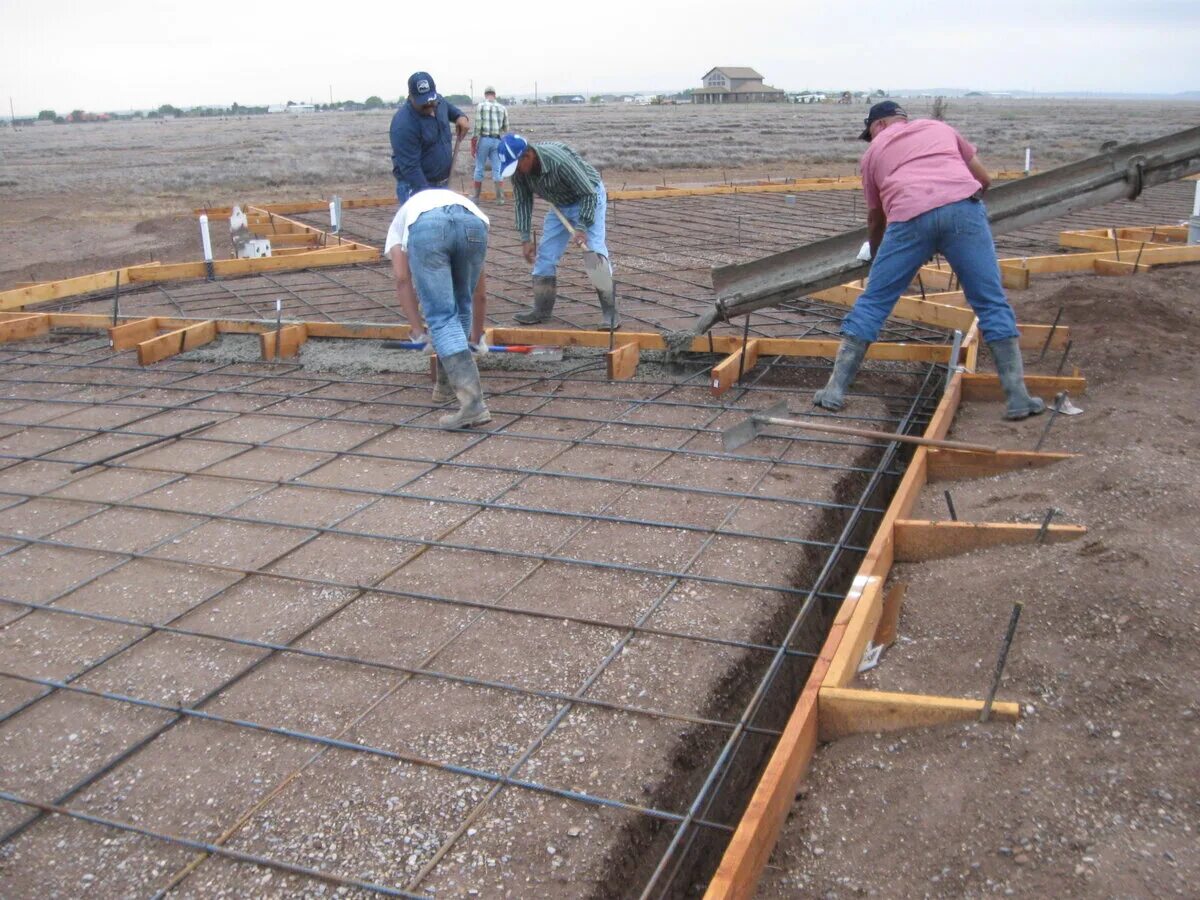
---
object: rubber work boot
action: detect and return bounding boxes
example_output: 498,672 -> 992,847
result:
597,284 -> 620,330
494,182 -> 505,205
431,360 -> 454,403
813,336 -> 870,411
989,337 -> 1046,420
514,275 -> 557,325
437,350 -> 491,429
471,181 -> 482,202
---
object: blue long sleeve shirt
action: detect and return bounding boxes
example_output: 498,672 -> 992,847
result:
389,99 -> 466,191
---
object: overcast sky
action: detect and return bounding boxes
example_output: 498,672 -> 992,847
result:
3,0 -> 1198,114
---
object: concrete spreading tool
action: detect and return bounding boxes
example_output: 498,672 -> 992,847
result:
722,401 -> 999,454
382,339 -> 563,360
549,205 -> 614,295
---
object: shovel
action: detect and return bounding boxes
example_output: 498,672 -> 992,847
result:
549,205 -> 614,295
722,401 -> 1000,454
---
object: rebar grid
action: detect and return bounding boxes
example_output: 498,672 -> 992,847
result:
1,197 -> 955,897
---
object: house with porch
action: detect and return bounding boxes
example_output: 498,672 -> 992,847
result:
692,67 -> 787,104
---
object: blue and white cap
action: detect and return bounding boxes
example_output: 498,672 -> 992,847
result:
497,134 -> 528,179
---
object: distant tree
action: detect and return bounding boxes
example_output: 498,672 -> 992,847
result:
37,109 -> 56,121
231,101 -> 241,113
68,109 -> 86,122
931,96 -> 948,120
157,103 -> 181,117
364,95 -> 385,109
443,94 -> 471,106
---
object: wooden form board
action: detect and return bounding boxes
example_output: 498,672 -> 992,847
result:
259,323 -> 310,360
893,519 -> 1087,562
605,341 -> 639,380
961,372 -> 1086,402
136,321 -> 217,366
0,314 -> 51,343
926,447 -> 1076,481
818,687 -> 1020,741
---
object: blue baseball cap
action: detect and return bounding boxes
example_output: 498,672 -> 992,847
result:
497,134 -> 528,179
408,72 -> 438,105
860,100 -> 907,141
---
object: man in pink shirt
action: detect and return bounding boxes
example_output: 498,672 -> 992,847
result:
814,101 -> 1044,420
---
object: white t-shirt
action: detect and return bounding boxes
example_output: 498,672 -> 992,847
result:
384,189 -> 490,257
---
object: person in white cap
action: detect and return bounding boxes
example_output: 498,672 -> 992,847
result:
471,87 -> 510,204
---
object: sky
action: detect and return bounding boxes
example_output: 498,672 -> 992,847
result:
3,0 -> 1199,114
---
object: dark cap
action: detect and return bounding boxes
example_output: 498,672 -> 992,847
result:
408,72 -> 438,105
859,100 -> 907,141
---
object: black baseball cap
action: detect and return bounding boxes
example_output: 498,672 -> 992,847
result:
859,100 -> 907,141
408,72 -> 438,105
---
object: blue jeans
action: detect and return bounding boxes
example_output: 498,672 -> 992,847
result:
406,206 -> 488,357
532,187 -> 610,277
473,136 -> 502,182
395,178 -> 449,204
841,197 -> 1019,344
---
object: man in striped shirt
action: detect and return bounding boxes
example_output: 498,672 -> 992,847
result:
496,134 -> 618,329
471,87 -> 509,204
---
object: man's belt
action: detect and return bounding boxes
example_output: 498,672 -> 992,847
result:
480,134 -> 501,138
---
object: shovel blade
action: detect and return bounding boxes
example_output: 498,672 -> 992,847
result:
582,252 -> 614,294
722,400 -> 789,452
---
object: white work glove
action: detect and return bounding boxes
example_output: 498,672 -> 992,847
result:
470,334 -> 489,357
410,330 -> 435,356
856,241 -> 873,262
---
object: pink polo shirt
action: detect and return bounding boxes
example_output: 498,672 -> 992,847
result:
861,119 -> 982,223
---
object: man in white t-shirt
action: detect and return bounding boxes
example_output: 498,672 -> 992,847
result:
385,189 -> 492,428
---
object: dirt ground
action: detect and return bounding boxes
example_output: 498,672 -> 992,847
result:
760,266 -> 1200,898
2,97 -> 1196,289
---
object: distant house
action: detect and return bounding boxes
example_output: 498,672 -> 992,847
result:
693,67 -> 786,104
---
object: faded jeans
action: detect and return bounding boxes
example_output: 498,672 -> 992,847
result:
841,197 -> 1020,344
406,206 -> 488,357
473,135 -> 502,183
532,187 -> 610,277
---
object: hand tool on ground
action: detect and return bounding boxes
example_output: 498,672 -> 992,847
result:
382,339 -> 563,360
450,130 -> 465,178
549,205 -> 614,295
722,400 -> 1000,454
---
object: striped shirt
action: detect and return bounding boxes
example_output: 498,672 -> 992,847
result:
512,142 -> 603,242
471,99 -> 508,138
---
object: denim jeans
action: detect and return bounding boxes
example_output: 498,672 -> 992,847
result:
473,136 -> 502,182
532,187 -> 609,277
395,178 -> 449,205
841,197 -> 1020,344
406,206 -> 488,357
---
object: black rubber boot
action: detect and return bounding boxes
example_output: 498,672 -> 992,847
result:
597,284 -> 620,330
813,336 -> 870,411
437,350 -> 491,429
989,337 -> 1046,420
514,275 -> 557,325
431,360 -> 454,403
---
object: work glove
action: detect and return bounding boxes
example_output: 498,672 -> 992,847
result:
410,330 -> 436,356
470,137 -> 478,158
856,242 -> 872,262
470,334 -> 489,357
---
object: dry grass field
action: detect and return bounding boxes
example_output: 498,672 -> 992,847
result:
2,97 -> 1197,288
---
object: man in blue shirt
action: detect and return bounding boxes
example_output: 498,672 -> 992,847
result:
389,72 -> 470,204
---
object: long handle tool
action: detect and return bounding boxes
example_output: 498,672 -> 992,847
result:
549,205 -> 614,295
722,400 -> 1000,454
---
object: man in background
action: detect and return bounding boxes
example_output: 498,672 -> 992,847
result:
389,71 -> 469,205
496,134 -> 618,330
471,87 -> 509,204
814,101 -> 1044,420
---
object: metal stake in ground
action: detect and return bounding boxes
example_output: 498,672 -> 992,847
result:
944,490 -> 958,521
980,601 -> 1023,723
110,271 -> 121,327
1038,306 -> 1064,362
